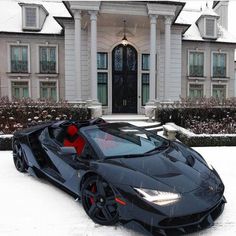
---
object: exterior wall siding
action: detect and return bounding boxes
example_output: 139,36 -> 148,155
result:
182,41 -> 236,98
159,28 -> 182,100
0,33 -> 64,100
64,23 -> 90,101
64,23 -> 76,101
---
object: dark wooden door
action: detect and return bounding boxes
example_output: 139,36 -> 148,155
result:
112,44 -> 137,113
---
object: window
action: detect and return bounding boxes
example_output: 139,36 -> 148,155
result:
39,46 -> 57,74
212,84 -> 226,100
205,18 -> 216,38
97,52 -> 108,106
97,73 -> 108,106
25,7 -> 37,28
40,82 -> 57,101
11,81 -> 29,99
189,84 -> 204,98
85,124 -> 167,158
21,4 -> 49,31
142,74 -> 149,106
141,54 -> 150,105
189,52 -> 204,77
142,54 -> 150,71
212,53 -> 226,78
10,46 -> 28,73
97,52 -> 108,70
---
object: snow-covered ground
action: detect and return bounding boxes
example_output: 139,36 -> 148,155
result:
0,147 -> 236,236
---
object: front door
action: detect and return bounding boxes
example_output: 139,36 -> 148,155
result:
112,44 -> 137,113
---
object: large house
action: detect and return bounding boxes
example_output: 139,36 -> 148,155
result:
0,0 -> 69,102
0,1 -> 236,117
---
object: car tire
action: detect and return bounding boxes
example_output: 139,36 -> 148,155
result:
81,175 -> 119,226
13,140 -> 28,173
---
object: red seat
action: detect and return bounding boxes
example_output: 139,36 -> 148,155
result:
63,125 -> 85,155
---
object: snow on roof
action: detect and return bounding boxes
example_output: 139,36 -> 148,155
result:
0,0 -> 70,34
176,8 -> 201,25
200,6 -> 219,17
176,5 -> 236,43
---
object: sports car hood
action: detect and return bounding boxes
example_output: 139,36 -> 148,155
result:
118,142 -> 219,193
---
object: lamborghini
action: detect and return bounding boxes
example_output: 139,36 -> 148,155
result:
12,118 -> 226,235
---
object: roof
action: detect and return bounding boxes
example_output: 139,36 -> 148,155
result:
1,0 -> 236,44
176,5 -> 236,44
0,0 -> 70,35
200,6 -> 219,17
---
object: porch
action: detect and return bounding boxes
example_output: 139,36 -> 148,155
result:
61,1 -> 184,116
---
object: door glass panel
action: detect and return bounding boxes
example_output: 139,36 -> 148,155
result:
114,47 -> 123,71
127,46 -> 136,71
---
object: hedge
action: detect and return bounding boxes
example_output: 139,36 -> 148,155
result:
165,123 -> 236,147
0,97 -> 91,135
177,133 -> 236,147
155,97 -> 236,134
0,136 -> 12,151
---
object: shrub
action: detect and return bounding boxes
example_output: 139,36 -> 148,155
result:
177,133 -> 236,147
0,136 -> 12,150
155,97 -> 236,134
0,97 -> 91,134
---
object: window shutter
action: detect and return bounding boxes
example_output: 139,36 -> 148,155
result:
205,19 -> 215,37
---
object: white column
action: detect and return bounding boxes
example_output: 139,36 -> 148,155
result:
74,10 -> 82,101
149,15 -> 157,102
89,11 -> 98,102
164,16 -> 171,100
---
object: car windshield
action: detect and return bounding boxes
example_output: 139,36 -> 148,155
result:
85,123 -> 169,158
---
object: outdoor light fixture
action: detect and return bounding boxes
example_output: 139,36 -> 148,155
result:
121,20 -> 128,46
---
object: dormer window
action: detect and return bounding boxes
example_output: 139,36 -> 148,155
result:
25,7 -> 38,28
205,18 -> 216,38
20,3 -> 49,31
196,7 -> 219,40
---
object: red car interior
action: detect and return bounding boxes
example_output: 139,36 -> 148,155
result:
63,125 -> 86,155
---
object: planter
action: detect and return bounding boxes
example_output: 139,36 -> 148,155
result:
166,123 -> 236,147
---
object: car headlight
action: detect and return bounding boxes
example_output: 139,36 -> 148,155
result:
134,188 -> 181,206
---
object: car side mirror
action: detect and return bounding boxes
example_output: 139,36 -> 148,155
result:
60,147 -> 77,155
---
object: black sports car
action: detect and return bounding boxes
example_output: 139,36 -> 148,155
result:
12,118 -> 226,236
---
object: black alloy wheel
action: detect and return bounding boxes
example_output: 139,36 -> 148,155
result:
13,140 -> 27,173
81,175 -> 119,225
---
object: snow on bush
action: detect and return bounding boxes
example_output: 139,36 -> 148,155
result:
0,97 -> 91,134
156,97 -> 236,134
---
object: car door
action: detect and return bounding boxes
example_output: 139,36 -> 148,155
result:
42,127 -> 92,195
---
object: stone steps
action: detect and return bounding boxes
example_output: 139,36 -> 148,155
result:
102,114 -> 162,133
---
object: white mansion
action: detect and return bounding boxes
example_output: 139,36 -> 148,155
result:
0,0 -> 236,116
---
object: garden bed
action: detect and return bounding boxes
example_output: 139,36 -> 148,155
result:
0,97 -> 91,150
167,123 -> 236,147
0,97 -> 91,135
155,97 -> 236,135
